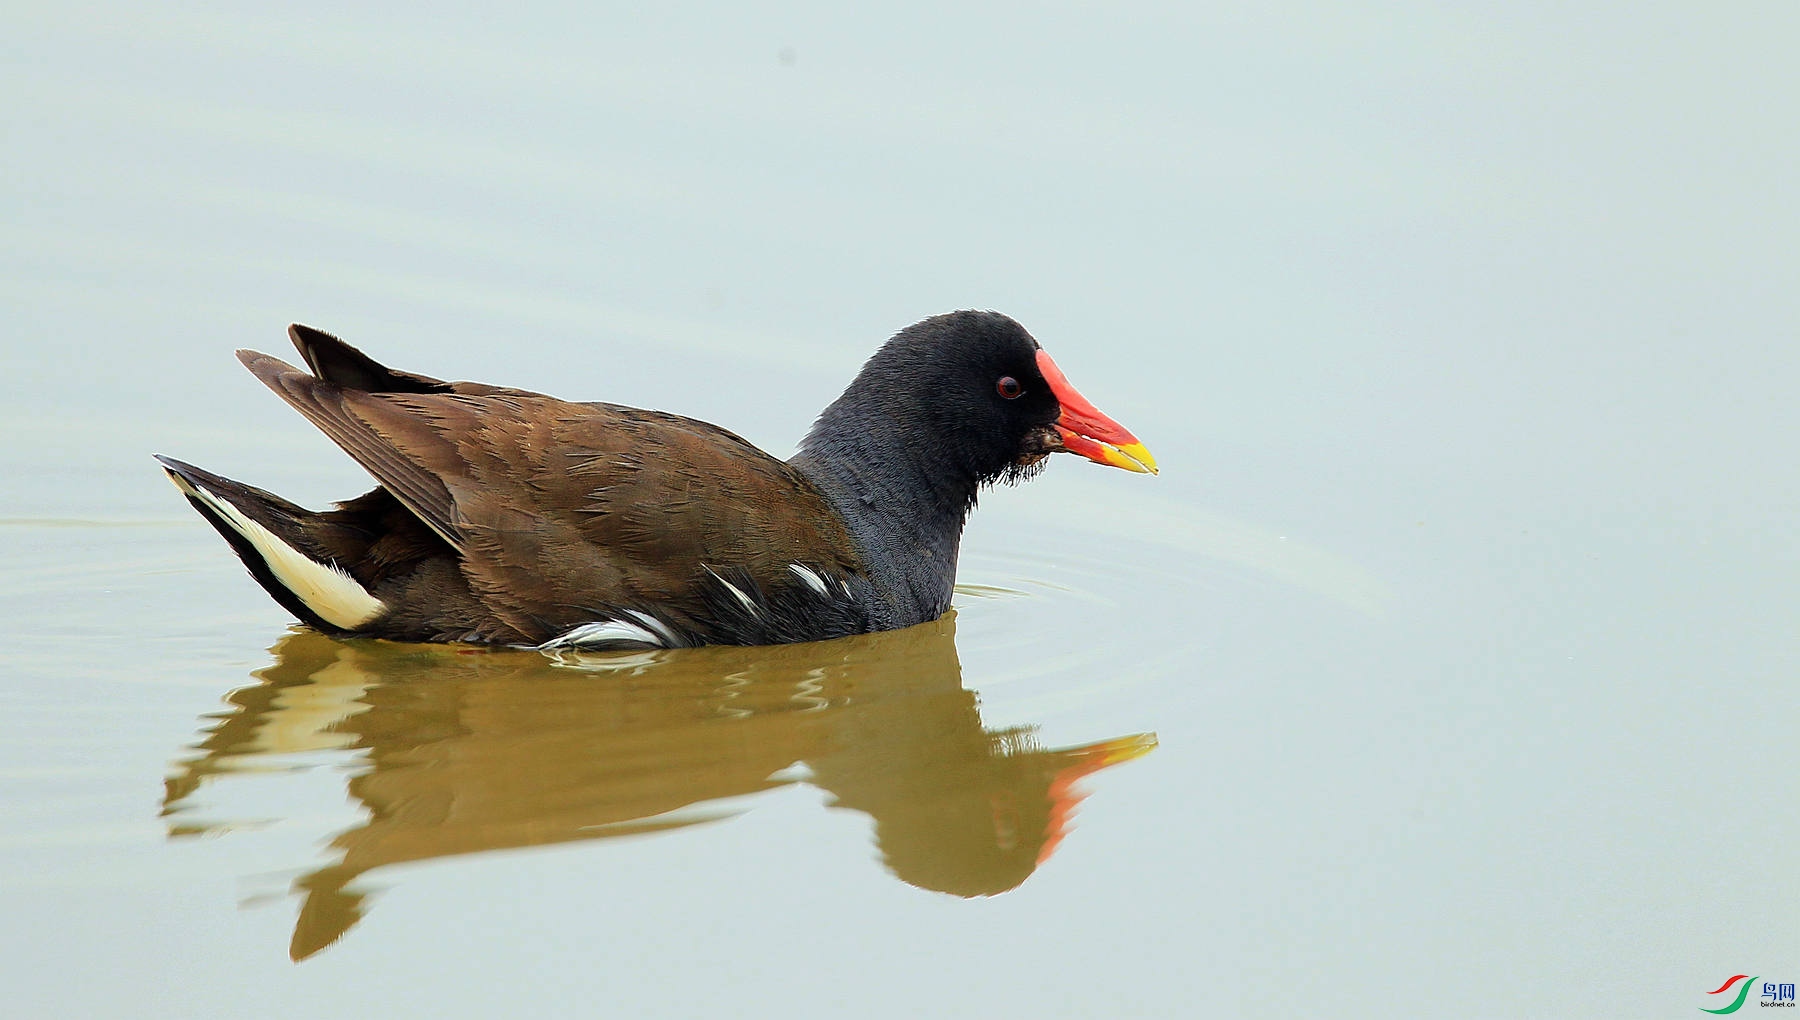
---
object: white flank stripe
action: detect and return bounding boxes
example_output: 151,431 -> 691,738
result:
705,566 -> 761,617
173,476 -> 384,629
540,618 -> 667,649
788,563 -> 829,596
625,610 -> 685,647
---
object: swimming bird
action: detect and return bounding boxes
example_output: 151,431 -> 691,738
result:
156,311 -> 1155,649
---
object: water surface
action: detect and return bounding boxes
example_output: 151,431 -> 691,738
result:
3,3 -> 1797,1017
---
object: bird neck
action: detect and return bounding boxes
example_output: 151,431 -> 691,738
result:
791,415 -> 981,629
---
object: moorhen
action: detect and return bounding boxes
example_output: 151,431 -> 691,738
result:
156,311 -> 1155,648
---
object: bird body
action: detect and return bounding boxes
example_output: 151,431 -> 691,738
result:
158,312 -> 1154,649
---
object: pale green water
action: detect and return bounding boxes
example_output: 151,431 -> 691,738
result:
2,4 -> 1797,1017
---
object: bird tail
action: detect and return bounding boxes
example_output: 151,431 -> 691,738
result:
283,322 -> 452,393
154,455 -> 385,631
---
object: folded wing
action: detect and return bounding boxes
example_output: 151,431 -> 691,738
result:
240,333 -> 866,644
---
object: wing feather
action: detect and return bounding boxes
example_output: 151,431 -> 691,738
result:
239,351 -> 464,546
239,349 -> 864,643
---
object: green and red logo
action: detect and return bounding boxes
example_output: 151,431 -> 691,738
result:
1701,975 -> 1758,1014
1701,975 -> 1797,1013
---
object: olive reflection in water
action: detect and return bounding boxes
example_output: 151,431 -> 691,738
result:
162,615 -> 1155,961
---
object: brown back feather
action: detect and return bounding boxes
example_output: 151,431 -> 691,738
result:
238,350 -> 863,643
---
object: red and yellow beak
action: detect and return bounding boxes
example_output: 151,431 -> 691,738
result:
1036,350 -> 1158,474
1036,732 -> 1158,866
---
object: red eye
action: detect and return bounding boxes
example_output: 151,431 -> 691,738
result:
997,376 -> 1023,399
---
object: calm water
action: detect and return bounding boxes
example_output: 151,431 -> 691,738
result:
4,4 -> 1797,1017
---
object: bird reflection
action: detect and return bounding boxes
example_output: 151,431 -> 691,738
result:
162,614 -> 1154,961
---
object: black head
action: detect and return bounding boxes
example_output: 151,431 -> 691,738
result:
792,311 -> 1153,629
816,310 -> 1064,488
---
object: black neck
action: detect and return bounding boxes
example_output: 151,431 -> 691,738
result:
790,409 -> 981,629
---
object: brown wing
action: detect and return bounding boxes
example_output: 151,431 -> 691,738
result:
239,351 -> 862,642
240,351 -> 466,544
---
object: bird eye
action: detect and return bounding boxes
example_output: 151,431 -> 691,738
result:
996,376 -> 1023,399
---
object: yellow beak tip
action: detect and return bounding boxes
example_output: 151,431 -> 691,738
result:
1114,442 -> 1158,475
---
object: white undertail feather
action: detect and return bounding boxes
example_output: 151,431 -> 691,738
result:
167,473 -> 385,629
